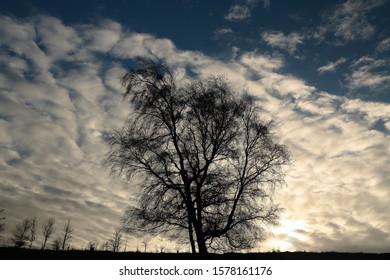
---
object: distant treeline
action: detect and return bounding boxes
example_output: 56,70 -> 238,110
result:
0,212 -> 131,252
0,214 -> 76,250
1,247 -> 390,260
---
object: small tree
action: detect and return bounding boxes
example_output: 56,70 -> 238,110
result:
28,217 -> 37,249
41,218 -> 55,250
88,241 -> 97,251
109,228 -> 123,252
10,218 -> 31,248
51,236 -> 62,251
159,244 -> 166,253
123,238 -> 128,252
61,219 -> 74,250
0,209 -> 6,247
141,239 -> 149,253
0,209 -> 5,235
100,241 -> 109,251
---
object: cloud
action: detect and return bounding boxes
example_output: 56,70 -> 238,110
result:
79,19 -> 122,53
317,57 -> 347,74
261,31 -> 304,55
342,98 -> 390,130
225,5 -> 251,21
0,14 -> 129,248
1,14 -> 389,253
240,51 -> 284,73
213,28 -> 237,48
266,91 -> 390,252
213,27 -> 234,40
34,15 -> 82,61
0,15 -> 51,79
224,0 -> 270,22
214,27 -> 233,36
316,0 -> 386,44
262,0 -> 271,8
376,37 -> 390,53
346,56 -> 390,90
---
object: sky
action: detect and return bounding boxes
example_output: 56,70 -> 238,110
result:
0,0 -> 389,253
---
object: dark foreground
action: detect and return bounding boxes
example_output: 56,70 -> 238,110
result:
1,247 -> 390,260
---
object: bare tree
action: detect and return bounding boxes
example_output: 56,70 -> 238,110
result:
175,244 -> 182,253
0,209 -> 5,235
41,218 -> 55,250
10,218 -> 31,248
0,209 -> 5,247
109,228 -> 123,252
88,241 -> 98,251
141,239 -> 149,253
51,236 -> 62,251
107,58 -> 290,254
61,219 -> 74,250
159,244 -> 165,253
100,241 -> 109,251
28,217 -> 37,249
123,237 -> 128,252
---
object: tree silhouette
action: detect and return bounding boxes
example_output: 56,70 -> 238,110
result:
61,218 -> 74,250
141,239 -> 149,253
51,236 -> 62,251
88,241 -> 98,251
10,218 -> 31,248
41,218 -> 55,250
123,237 -> 128,252
107,58 -> 290,254
0,209 -> 5,235
100,241 -> 110,251
28,217 -> 37,249
109,228 -> 123,252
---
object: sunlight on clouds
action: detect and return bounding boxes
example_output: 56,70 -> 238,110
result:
261,31 -> 304,55
346,56 -> 390,90
278,220 -> 307,241
59,66 -> 106,102
317,57 -> 347,74
240,52 -> 284,73
0,14 -> 389,252
343,98 -> 390,129
261,73 -> 315,99
0,15 -> 130,248
261,220 -> 308,252
113,33 -> 176,61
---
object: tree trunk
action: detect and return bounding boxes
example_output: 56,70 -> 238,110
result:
196,235 -> 208,255
194,226 -> 208,255
188,219 -> 196,254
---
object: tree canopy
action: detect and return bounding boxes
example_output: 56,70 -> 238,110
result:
106,58 -> 291,254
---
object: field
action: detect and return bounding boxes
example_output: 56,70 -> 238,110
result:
1,247 -> 389,260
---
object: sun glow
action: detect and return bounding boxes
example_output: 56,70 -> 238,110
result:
267,219 -> 308,251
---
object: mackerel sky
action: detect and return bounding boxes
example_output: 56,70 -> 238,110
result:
0,0 -> 389,252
